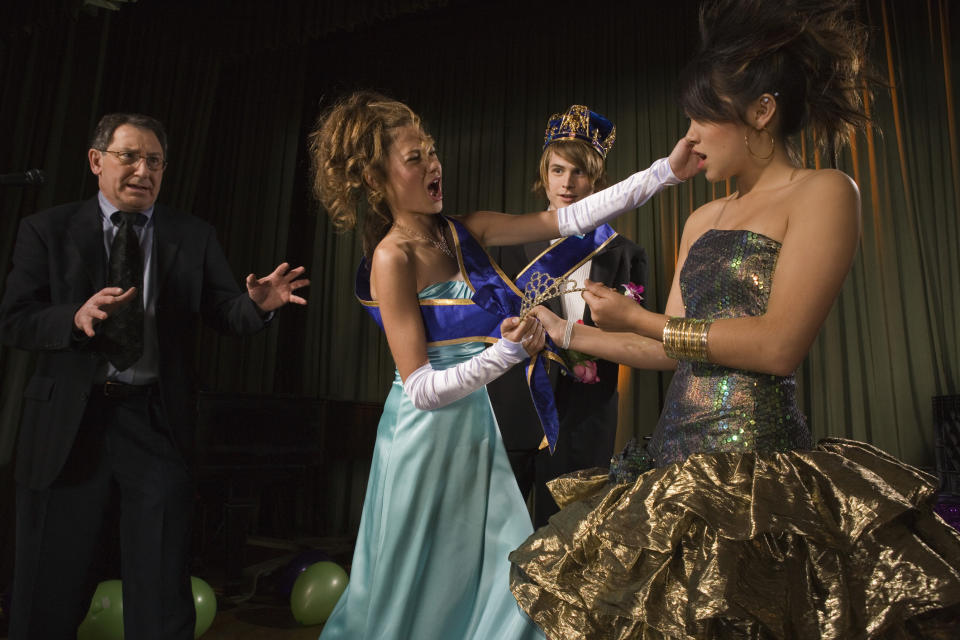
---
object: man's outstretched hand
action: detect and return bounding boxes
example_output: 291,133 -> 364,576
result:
246,262 -> 309,312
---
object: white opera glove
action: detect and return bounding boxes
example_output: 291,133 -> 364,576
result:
557,157 -> 682,237
403,337 -> 527,410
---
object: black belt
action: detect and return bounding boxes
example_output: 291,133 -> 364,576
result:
95,381 -> 157,398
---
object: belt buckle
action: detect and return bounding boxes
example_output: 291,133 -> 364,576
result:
102,381 -> 128,397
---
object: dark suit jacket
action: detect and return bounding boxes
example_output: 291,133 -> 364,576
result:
0,197 -> 268,490
487,234 -> 647,457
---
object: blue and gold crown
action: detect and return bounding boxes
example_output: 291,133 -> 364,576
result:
542,105 -> 616,159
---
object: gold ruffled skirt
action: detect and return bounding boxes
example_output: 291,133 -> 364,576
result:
508,438 -> 960,639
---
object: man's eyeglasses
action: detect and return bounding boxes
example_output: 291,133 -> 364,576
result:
100,149 -> 167,171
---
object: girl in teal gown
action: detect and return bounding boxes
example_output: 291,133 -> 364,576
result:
319,280 -> 543,639
307,92 -> 697,639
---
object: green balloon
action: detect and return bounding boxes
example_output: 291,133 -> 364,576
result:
191,576 -> 217,638
290,561 -> 349,626
77,579 -> 124,640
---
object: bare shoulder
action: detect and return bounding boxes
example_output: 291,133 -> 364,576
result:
796,169 -> 859,204
689,196 -> 727,222
372,234 -> 411,269
683,197 -> 727,242
791,169 -> 860,224
370,235 -> 417,297
802,168 -> 858,192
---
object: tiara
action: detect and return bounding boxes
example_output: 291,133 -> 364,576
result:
519,271 -> 585,319
542,105 -> 616,159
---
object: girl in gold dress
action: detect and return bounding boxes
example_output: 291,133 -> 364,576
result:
509,1 -> 960,638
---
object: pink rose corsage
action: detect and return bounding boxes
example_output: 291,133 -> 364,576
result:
563,320 -> 600,384
572,359 -> 599,384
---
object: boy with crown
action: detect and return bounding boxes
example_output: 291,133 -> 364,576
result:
488,105 -> 648,527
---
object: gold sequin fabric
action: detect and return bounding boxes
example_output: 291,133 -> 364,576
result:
509,230 -> 960,639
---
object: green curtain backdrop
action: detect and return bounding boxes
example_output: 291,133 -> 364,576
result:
801,0 -> 959,463
0,0 -> 957,473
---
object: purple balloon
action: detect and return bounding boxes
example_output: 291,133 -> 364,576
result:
276,550 -> 333,597
934,498 -> 960,532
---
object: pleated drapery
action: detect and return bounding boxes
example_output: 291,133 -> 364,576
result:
0,0 -> 956,475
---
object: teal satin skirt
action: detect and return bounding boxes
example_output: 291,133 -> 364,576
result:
319,339 -> 544,640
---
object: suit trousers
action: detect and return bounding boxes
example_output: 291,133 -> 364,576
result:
503,447 -> 565,529
505,391 -> 618,529
10,389 -> 196,640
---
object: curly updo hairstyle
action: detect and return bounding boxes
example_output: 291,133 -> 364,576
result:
309,91 -> 427,258
679,0 -> 872,162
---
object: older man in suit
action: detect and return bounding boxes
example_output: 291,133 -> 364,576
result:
0,113 -> 308,639
488,105 -> 647,528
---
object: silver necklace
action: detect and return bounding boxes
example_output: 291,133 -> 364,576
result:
392,221 -> 455,260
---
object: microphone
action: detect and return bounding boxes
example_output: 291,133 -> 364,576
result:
0,169 -> 47,186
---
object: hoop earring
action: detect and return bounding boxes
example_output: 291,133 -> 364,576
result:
745,127 -> 775,160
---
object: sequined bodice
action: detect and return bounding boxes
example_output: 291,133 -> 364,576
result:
648,229 -> 811,466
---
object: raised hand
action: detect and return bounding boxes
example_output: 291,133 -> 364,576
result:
246,262 -> 309,312
668,136 -> 702,181
582,279 -> 644,332
73,286 -> 138,337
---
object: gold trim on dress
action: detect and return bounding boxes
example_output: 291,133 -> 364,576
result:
443,216 -> 474,293
426,336 -> 498,347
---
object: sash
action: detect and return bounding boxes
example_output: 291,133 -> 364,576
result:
355,215 -> 617,452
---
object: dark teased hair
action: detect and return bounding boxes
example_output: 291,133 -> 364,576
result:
89,113 -> 168,158
678,0 -> 871,161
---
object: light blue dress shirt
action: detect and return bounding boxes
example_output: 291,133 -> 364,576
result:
96,191 -> 160,384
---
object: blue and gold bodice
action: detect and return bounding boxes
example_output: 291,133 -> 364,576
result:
648,229 -> 812,466
392,280 -> 487,385
357,216 -> 617,452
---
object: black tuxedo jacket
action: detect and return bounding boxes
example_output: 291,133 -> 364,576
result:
487,234 -> 647,452
0,197 -> 268,490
